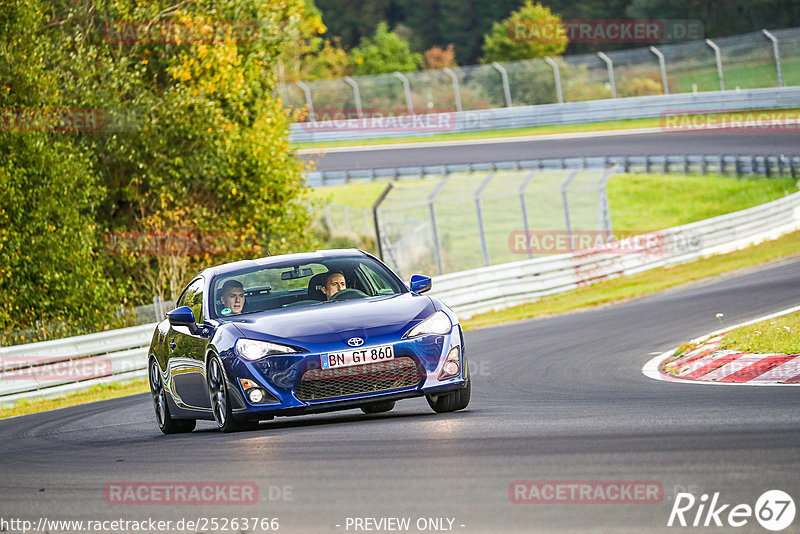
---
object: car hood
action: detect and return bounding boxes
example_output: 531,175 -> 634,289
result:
230,293 -> 437,347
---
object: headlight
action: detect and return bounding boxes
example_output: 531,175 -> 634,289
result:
235,339 -> 298,361
404,310 -> 452,338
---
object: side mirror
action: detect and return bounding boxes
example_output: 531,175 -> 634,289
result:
167,306 -> 199,334
409,274 -> 432,294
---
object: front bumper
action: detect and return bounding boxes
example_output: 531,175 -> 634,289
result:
226,326 -> 467,417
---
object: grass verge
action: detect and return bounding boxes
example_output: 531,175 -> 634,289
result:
719,312 -> 800,354
293,108 -> 800,150
462,230 -> 800,330
0,378 -> 149,420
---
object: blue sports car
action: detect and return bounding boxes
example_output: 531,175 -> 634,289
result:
147,249 -> 470,433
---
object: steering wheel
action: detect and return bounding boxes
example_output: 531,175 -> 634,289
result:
329,288 -> 368,301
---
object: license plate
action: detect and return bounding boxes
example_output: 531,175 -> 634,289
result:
321,344 -> 395,370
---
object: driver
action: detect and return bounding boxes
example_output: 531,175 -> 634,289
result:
320,271 -> 346,300
219,279 -> 245,315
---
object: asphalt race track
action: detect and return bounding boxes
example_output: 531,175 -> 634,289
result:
304,129 -> 800,171
2,258 -> 799,533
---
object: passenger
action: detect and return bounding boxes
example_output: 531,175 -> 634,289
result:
219,279 -> 245,315
321,272 -> 346,300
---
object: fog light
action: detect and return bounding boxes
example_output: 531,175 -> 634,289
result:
438,346 -> 461,379
248,388 -> 265,403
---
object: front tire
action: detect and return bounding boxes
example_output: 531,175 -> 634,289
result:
426,367 -> 471,413
207,355 -> 249,433
149,358 -> 195,434
361,401 -> 396,414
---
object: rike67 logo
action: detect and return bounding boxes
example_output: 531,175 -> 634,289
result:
668,490 -> 795,531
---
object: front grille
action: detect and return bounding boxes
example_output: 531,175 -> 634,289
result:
296,357 -> 424,402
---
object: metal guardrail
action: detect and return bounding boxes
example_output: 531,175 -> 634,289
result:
3,189 -> 799,405
306,154 -> 800,187
291,87 -> 800,143
0,323 -> 155,405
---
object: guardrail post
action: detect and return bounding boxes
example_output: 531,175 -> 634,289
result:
762,30 -> 784,88
474,173 -> 496,266
544,57 -> 564,104
561,170 -> 580,249
344,76 -> 363,118
649,46 -> 669,95
443,67 -> 463,112
596,52 -> 616,98
153,295 -> 164,322
428,177 -> 450,274
295,81 -> 315,122
372,183 -> 394,261
519,170 -> 539,259
491,62 -> 513,107
704,39 -> 725,91
393,72 -> 415,117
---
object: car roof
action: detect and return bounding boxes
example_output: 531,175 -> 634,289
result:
198,249 -> 368,279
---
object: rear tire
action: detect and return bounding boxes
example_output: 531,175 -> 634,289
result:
360,401 -> 396,414
426,367 -> 471,413
149,358 -> 196,434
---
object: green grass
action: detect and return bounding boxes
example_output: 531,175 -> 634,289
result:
719,311 -> 800,354
673,56 -> 800,93
462,230 -> 800,330
0,378 -> 149,419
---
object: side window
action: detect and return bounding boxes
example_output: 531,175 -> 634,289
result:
177,278 -> 204,323
359,263 -> 395,295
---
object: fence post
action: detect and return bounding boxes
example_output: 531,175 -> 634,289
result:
343,205 -> 351,233
295,81 -> 315,121
428,177 -> 449,275
561,170 -> 580,249
597,52 -> 617,98
344,76 -> 363,118
474,173 -> 496,266
519,170 -> 539,259
393,72 -> 415,116
649,46 -> 669,95
598,165 -> 618,240
443,67 -> 463,112
324,203 -> 333,230
761,29 -> 784,88
372,183 -> 394,261
491,62 -> 513,107
544,57 -> 564,104
704,39 -> 725,91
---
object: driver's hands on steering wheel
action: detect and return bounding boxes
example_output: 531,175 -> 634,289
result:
330,288 -> 367,300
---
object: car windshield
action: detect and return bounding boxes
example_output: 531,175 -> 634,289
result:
211,255 -> 406,318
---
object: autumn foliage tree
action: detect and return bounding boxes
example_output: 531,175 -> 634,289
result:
0,0 -> 322,336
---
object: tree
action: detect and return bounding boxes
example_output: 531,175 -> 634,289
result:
422,44 -> 457,69
481,0 -> 568,63
350,22 -> 422,75
0,0 -> 112,333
